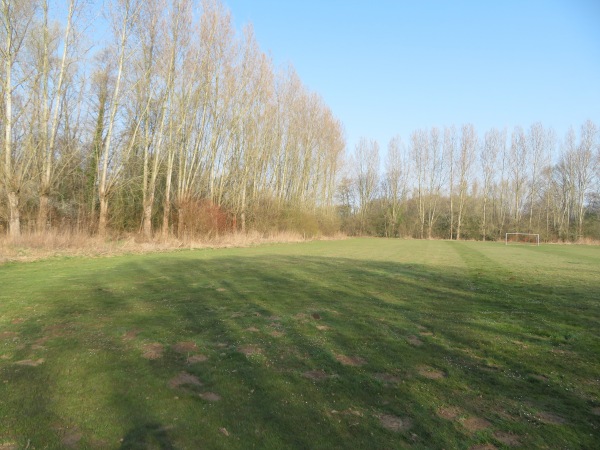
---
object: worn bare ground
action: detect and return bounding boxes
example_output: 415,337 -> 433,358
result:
373,373 -> 401,384
15,358 -> 45,367
462,417 -> 492,432
407,335 -> 424,346
335,354 -> 366,366
316,325 -> 330,331
187,354 -> 208,364
61,431 -> 83,449
417,365 -> 446,379
172,341 -> 198,353
536,411 -> 567,424
238,345 -> 262,356
270,331 -> 285,338
302,370 -> 330,381
493,431 -> 521,446
199,392 -> 221,402
142,343 -> 164,360
122,329 -> 142,341
469,445 -> 497,450
0,442 -> 17,450
311,313 -> 321,320
0,332 -> 19,339
436,406 -> 462,420
377,414 -> 412,432
245,327 -> 260,333
331,408 -> 363,417
529,374 -> 549,382
168,372 -> 202,389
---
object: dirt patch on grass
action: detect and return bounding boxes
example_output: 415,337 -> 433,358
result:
216,288 -> 227,292
335,354 -> 366,366
199,392 -> 221,402
303,370 -> 330,381
536,411 -> 567,425
417,365 -> 446,379
238,345 -> 262,356
122,329 -> 142,341
373,373 -> 401,384
377,414 -> 412,432
10,319 -> 24,325
270,330 -> 284,338
168,372 -> 202,389
591,407 -> 600,416
529,374 -> 549,382
61,431 -> 83,448
436,406 -> 462,420
187,354 -> 208,364
34,336 -> 50,346
0,332 -> 19,339
469,445 -> 497,450
172,341 -> 198,353
0,443 -> 18,450
493,431 -> 521,446
311,313 -> 321,320
44,324 -> 69,337
316,325 -> 330,331
462,417 -> 492,432
407,335 -> 424,346
15,358 -> 45,367
245,327 -> 260,333
142,343 -> 164,359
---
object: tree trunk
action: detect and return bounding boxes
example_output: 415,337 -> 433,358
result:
98,193 -> 109,237
38,193 -> 50,232
8,191 -> 21,239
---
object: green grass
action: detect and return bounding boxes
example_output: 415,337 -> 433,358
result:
0,239 -> 599,449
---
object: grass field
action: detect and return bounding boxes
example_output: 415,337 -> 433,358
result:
0,239 -> 599,449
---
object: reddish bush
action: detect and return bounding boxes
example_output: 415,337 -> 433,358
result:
176,199 -> 230,238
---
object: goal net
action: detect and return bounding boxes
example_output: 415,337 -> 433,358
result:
505,232 -> 540,246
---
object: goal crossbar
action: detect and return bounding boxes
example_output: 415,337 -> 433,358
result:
505,232 -> 540,246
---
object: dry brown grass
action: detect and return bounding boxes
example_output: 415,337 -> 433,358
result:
0,230 -> 345,264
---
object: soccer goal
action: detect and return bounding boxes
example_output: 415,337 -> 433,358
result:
505,232 -> 540,246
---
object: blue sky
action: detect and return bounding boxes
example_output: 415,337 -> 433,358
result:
225,0 -> 600,154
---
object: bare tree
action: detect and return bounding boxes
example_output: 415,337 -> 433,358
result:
97,0 -> 142,236
353,137 -> 379,234
1,0 -> 39,237
456,124 -> 476,240
36,0 -> 80,232
509,126 -> 528,229
574,120 -> 597,238
410,129 -> 428,238
443,126 -> 457,239
480,128 -> 501,240
383,136 -> 407,237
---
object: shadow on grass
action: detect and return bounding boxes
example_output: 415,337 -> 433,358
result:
1,252 -> 599,448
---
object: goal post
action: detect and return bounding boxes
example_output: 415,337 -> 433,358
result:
505,232 -> 540,246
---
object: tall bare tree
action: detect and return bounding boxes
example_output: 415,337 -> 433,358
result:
353,137 -> 379,233
480,128 -> 501,240
456,124 -> 476,240
96,0 -> 142,236
1,0 -> 39,237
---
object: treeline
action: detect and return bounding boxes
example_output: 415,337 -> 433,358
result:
0,0 -> 344,239
340,121 -> 600,242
